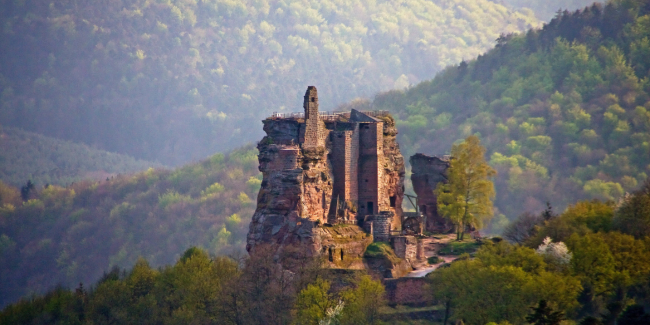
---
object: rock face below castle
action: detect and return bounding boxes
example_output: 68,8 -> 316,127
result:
246,86 -> 405,268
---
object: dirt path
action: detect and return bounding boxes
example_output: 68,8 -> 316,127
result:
406,234 -> 460,278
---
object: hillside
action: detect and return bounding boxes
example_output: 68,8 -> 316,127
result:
0,0 -> 540,165
0,126 -> 161,187
500,0 -> 600,21
0,147 -> 260,307
369,0 -> 650,223
3,0 -> 650,310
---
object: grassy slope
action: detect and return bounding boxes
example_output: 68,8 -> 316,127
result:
0,127 -> 161,187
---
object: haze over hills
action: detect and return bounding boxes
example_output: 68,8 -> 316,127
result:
375,0 -> 650,222
499,0 -> 601,20
0,127 -> 162,187
0,147 -> 260,307
4,0 -> 650,312
0,0 -> 540,165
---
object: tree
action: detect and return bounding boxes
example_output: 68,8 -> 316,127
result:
617,305 -> 650,325
503,212 -> 544,244
339,275 -> 386,325
436,135 -> 496,240
294,278 -> 337,325
20,180 -> 35,202
526,300 -> 564,325
614,180 -> 650,238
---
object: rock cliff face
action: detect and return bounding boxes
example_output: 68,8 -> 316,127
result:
246,88 -> 404,269
409,153 -> 452,233
247,118 -> 332,261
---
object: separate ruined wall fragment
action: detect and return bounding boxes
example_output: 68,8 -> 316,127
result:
409,153 -> 453,233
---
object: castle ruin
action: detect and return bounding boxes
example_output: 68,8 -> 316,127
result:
247,86 -> 450,276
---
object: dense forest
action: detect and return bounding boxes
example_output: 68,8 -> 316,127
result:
4,0 -> 650,321
0,127 -> 161,187
369,0 -> 650,224
2,187 -> 650,324
0,0 -> 540,165
0,148 -> 260,307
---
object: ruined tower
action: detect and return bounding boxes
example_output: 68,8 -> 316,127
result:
301,86 -> 321,148
410,153 -> 452,233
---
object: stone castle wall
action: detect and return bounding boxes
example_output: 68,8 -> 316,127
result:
358,122 -> 383,218
392,236 -> 417,261
410,153 -> 451,233
302,86 -> 321,148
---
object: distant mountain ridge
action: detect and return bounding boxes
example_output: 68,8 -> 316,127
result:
0,126 -> 161,187
0,0 -> 540,165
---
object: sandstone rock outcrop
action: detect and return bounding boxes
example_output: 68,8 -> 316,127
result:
246,86 -> 405,269
409,153 -> 453,233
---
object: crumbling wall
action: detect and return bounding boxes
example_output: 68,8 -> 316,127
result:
301,86 -> 321,148
392,236 -> 417,261
365,213 -> 392,242
384,278 -> 433,306
410,153 -> 452,233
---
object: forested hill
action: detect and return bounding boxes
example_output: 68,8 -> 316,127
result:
500,0 -> 600,20
371,0 -> 650,224
0,127 -> 162,187
0,0 -> 540,165
0,147 -> 260,307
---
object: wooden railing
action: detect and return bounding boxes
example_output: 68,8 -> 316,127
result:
269,110 -> 389,120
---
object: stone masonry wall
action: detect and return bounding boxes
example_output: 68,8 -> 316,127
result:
392,236 -> 417,261
358,122 -> 383,218
410,153 -> 452,233
302,86 -> 320,148
384,278 -> 433,306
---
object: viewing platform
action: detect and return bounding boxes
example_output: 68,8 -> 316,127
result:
268,110 -> 390,121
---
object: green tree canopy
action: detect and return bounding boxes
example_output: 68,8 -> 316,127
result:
436,135 -> 497,239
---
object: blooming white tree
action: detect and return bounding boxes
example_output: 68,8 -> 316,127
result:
319,300 -> 345,325
537,237 -> 572,271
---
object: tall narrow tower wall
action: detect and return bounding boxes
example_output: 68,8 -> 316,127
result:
331,125 -> 359,204
301,86 -> 321,148
358,122 -> 384,218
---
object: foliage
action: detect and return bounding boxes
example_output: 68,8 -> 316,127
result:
536,237 -> 572,273
614,180 -> 650,238
339,275 -> 386,325
617,304 -> 650,325
526,200 -> 615,247
428,257 -> 581,325
0,146 -> 260,308
0,127 -> 160,187
0,248 -> 387,325
437,240 -> 483,256
0,0 -> 540,165
372,1 -> 650,221
436,135 -> 496,239
295,278 -> 338,325
503,212 -> 545,244
526,300 -> 564,325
